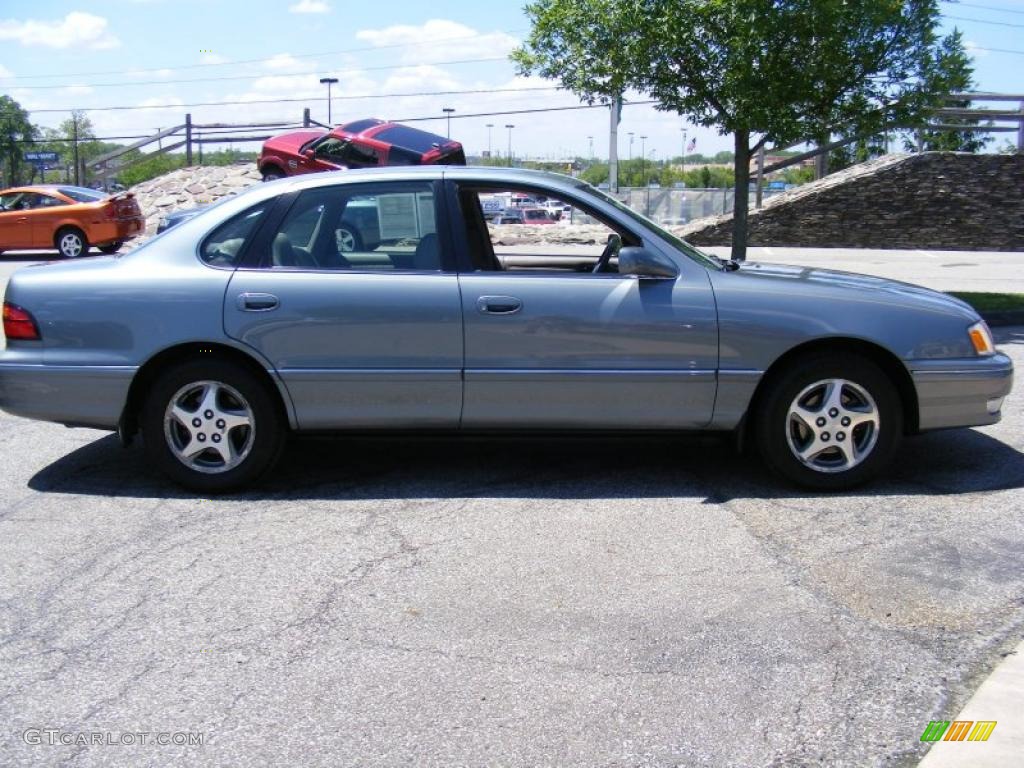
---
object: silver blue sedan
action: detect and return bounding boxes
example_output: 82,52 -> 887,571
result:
0,167 -> 1013,491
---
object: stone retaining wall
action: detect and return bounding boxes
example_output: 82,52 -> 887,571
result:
680,152 -> 1024,251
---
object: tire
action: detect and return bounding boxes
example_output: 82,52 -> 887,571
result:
55,227 -> 88,258
141,358 -> 285,492
335,225 -> 363,252
98,241 -> 123,254
753,353 -> 902,490
261,167 -> 284,182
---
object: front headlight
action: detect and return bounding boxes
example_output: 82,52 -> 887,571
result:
968,320 -> 995,356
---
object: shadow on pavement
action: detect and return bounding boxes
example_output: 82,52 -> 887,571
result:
27,426 -> 1024,503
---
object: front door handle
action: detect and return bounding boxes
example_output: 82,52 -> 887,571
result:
476,295 -> 522,315
236,292 -> 279,312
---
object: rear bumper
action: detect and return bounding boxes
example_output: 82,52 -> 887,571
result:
910,353 -> 1014,431
0,359 -> 134,430
88,218 -> 144,245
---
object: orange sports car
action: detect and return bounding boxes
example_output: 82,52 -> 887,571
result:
0,184 -> 144,259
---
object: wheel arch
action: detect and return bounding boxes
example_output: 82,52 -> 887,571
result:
745,337 -> 919,439
259,159 -> 286,177
119,341 -> 296,440
53,222 -> 87,243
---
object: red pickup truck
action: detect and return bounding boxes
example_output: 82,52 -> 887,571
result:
258,119 -> 465,181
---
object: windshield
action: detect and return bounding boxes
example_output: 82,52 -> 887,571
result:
579,182 -> 724,270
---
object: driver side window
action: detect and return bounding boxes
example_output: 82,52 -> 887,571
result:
460,186 -> 633,275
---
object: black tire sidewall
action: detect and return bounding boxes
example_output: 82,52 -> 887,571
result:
755,354 -> 902,490
141,358 -> 284,492
99,241 -> 123,254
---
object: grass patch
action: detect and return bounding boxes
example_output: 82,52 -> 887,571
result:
948,292 -> 1024,313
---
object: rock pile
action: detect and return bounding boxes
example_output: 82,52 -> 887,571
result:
129,163 -> 262,237
681,152 -> 1024,251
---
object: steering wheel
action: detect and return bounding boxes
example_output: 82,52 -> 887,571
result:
592,233 -> 622,274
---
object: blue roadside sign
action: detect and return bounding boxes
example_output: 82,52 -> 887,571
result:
24,151 -> 60,163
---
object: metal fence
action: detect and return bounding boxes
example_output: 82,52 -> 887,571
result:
598,187 -> 786,224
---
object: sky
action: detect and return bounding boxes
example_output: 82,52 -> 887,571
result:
1,0 -> 1022,162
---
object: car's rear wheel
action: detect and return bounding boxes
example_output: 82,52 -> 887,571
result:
98,241 -> 123,254
142,358 -> 284,492
55,227 -> 88,258
261,167 -> 284,182
754,353 -> 902,490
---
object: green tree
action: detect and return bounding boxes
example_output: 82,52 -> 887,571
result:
514,0 -> 945,260
0,95 -> 38,186
904,29 -> 989,153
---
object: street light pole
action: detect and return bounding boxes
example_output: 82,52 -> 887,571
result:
681,128 -> 687,174
640,135 -> 647,185
486,123 -> 493,160
443,107 -> 455,138
587,135 -> 593,159
505,124 -> 514,167
319,77 -> 339,125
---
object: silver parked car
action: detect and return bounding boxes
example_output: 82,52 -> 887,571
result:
0,167 -> 1013,492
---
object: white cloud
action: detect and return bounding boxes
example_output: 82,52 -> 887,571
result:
64,84 -> 94,95
0,12 -> 120,50
263,53 -> 308,73
356,19 -> 518,64
289,0 -> 330,13
200,53 -> 229,65
0,63 -> 12,79
964,40 -> 989,58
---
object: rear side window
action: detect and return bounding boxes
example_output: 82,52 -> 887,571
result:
200,202 -> 270,267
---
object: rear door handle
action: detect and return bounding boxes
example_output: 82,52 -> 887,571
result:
236,292 -> 279,312
476,295 -> 522,315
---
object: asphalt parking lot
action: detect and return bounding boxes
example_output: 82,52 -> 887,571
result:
1,253 -> 1022,767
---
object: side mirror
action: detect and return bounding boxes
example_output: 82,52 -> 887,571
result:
303,148 -> 315,159
618,246 -> 678,279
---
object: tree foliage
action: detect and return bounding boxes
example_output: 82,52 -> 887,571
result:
0,95 -> 38,186
514,0 -> 947,260
905,29 -> 989,152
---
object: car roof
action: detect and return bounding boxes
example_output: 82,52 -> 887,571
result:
278,165 -> 586,195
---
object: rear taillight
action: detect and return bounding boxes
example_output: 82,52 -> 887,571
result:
3,302 -> 41,341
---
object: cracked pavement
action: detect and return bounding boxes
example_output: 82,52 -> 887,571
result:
0,329 -> 1022,767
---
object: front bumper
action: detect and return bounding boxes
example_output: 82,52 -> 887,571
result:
910,353 -> 1014,431
0,354 -> 135,430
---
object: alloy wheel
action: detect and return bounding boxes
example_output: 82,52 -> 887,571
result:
163,380 -> 255,474
785,378 -> 880,474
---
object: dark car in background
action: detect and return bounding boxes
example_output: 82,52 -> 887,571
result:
257,118 -> 465,181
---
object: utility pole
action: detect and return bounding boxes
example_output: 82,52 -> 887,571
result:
587,135 -> 593,159
681,128 -> 687,174
609,95 -> 620,193
486,123 -> 493,159
443,107 -> 455,138
640,135 -> 647,186
72,117 -> 80,186
505,124 -> 514,167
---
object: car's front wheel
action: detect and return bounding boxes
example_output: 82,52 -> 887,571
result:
142,358 -> 284,492
261,167 -> 284,182
55,227 -> 88,258
754,353 -> 902,490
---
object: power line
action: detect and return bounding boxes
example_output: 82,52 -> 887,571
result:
941,1 -> 1024,17
968,44 -> 1024,55
28,86 -> 563,114
1,29 -> 526,82
20,56 -> 512,91
944,13 -> 1024,27
15,102 -> 655,144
